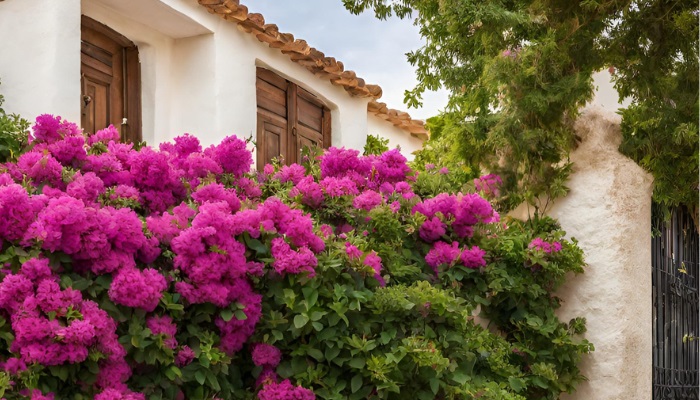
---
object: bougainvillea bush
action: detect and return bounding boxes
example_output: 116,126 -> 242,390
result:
0,115 -> 591,400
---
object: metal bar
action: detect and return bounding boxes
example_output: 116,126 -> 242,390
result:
652,204 -> 699,399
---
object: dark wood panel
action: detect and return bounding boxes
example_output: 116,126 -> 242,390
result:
256,113 -> 288,167
81,15 -> 141,142
256,91 -> 288,118
264,129 -> 281,164
81,15 -> 135,48
286,83 -> 297,163
123,46 -> 142,143
81,53 -> 113,77
256,67 -> 288,90
257,107 -> 287,125
322,108 -> 332,148
297,95 -> 323,132
296,124 -> 322,162
81,63 -> 113,85
297,124 -> 323,145
82,78 -> 109,135
81,41 -> 113,67
256,78 -> 287,104
255,68 -> 332,168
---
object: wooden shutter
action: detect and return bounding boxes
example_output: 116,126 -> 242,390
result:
294,87 -> 330,163
81,16 -> 142,143
256,68 -> 288,167
256,68 -> 330,168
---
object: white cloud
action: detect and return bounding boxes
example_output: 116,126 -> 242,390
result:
247,0 -> 449,120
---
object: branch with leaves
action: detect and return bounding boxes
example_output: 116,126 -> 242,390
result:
343,0 -> 698,214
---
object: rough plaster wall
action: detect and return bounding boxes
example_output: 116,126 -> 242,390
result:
511,106 -> 654,400
367,114 -> 424,161
0,0 -> 81,123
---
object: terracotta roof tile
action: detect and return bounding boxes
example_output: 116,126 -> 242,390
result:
197,0 -> 429,139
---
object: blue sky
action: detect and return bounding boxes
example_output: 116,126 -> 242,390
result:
247,1 -> 449,121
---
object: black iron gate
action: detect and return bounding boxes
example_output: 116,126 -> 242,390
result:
652,205 -> 699,399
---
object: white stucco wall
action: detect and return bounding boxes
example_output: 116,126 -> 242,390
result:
511,106 -> 654,400
591,70 -> 632,112
0,0 -> 81,123
367,114 -> 424,160
0,0 -> 382,154
207,16 -> 371,151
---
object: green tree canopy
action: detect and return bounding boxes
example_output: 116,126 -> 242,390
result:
343,0 -> 698,213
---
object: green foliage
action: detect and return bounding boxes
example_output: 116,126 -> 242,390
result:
343,0 -> 699,212
254,166 -> 591,399
0,115 -> 590,398
363,134 -> 390,156
604,1 -> 699,210
0,80 -> 30,163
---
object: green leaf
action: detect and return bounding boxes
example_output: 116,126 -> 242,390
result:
452,370 -> 469,385
293,314 -> 309,329
418,391 -> 436,400
348,358 -> 365,369
220,309 -> 234,322
508,376 -> 525,392
245,236 -> 269,255
291,357 -> 307,375
307,348 -> 324,361
351,375 -> 362,393
164,367 -> 177,381
206,371 -> 221,391
324,346 -> 340,361
234,309 -> 248,320
49,366 -> 69,381
194,370 -> 206,386
379,329 -> 396,344
302,287 -> 319,307
429,377 -> 440,394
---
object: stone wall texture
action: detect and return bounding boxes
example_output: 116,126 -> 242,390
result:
512,106 -> 654,400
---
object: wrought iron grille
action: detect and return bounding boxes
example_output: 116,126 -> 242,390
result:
652,205 -> 699,399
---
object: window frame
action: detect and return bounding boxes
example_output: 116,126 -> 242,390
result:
255,67 -> 331,168
80,15 -> 142,143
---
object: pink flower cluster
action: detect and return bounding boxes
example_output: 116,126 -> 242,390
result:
258,379 -> 316,400
0,257 -> 133,395
0,115 -> 289,394
147,315 -> 178,349
252,343 -> 282,368
413,193 -> 499,241
166,195 -> 324,355
473,174 -> 503,198
318,148 -> 414,195
0,114 -> 508,397
344,242 -> 385,286
528,237 -> 563,253
425,241 -> 487,274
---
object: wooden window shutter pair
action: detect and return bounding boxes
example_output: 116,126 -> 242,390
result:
80,16 -> 142,143
255,67 -> 331,168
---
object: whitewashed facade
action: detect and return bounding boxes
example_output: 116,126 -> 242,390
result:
0,0 -> 426,161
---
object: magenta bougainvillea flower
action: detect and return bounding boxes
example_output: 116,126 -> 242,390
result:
257,379 -> 316,400
175,345 -> 196,367
529,237 -> 563,253
0,114 -> 514,398
252,343 -> 282,368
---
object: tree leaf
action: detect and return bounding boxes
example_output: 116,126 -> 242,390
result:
351,375 -> 362,393
293,314 -> 309,329
194,370 -> 206,386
